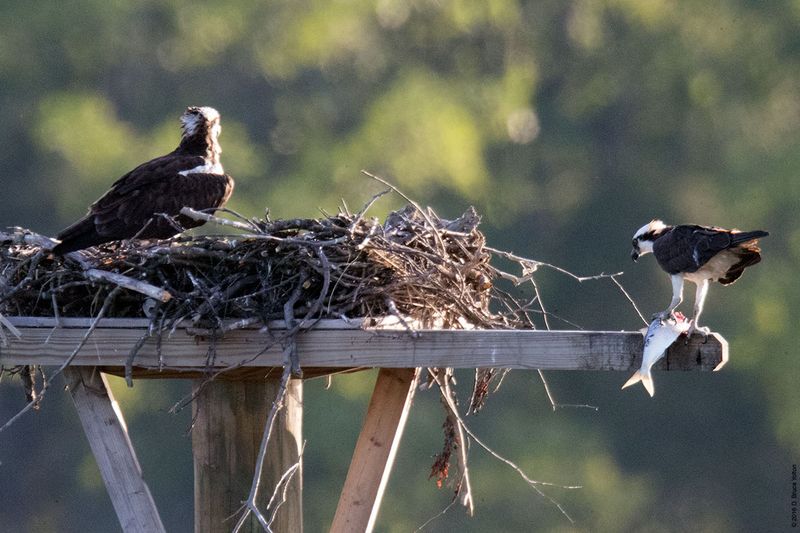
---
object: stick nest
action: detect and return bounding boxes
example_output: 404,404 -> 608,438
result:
1,203 -> 536,330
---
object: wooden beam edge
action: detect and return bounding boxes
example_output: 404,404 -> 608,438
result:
0,318 -> 727,372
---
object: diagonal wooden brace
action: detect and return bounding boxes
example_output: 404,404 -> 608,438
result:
330,367 -> 419,533
65,367 -> 165,533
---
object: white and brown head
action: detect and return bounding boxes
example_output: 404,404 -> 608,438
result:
631,220 -> 670,261
179,106 -> 222,159
181,106 -> 220,136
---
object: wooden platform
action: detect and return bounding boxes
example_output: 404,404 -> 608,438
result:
0,316 -> 728,532
0,317 -> 727,375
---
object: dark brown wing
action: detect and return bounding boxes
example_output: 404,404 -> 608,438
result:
652,225 -> 735,274
92,172 -> 234,239
54,162 -> 233,254
92,153 -> 206,211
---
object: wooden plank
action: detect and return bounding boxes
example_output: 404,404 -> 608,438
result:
3,317 -> 403,329
192,378 -> 303,533
0,326 -> 727,371
330,368 -> 418,533
101,366 -> 364,381
64,367 -> 166,533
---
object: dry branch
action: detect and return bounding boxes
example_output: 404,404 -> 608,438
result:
232,363 -> 293,532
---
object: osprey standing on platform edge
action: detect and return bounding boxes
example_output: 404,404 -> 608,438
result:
631,220 -> 768,335
52,106 -> 234,255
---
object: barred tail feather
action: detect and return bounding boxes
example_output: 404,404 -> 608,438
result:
53,217 -> 102,255
730,230 -> 768,245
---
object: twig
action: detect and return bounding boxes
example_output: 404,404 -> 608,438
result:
125,332 -> 152,387
180,206 -> 254,232
361,170 -> 448,255
537,370 -> 558,412
209,233 -> 350,247
214,208 -> 264,233
297,247 -> 331,330
461,420 -> 579,523
486,246 -> 621,283
86,269 -> 172,302
610,274 -> 648,326
384,298 -> 419,338
231,363 -> 293,533
265,442 -> 305,529
282,271 -> 307,376
351,188 -> 391,229
431,370 -> 474,516
413,498 -> 459,532
0,287 -> 121,433
429,369 -> 580,523
0,251 -> 45,306
530,277 -> 550,331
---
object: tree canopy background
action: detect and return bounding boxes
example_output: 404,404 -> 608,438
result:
1,1 -> 797,531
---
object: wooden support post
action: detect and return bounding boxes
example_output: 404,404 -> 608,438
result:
264,377 -> 303,531
192,378 -> 303,533
330,368 -> 418,533
65,367 -> 165,533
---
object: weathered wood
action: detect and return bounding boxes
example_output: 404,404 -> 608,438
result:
330,368 -> 418,533
102,366 -> 363,381
266,377 -> 303,532
192,378 -> 302,533
65,367 -> 166,533
85,269 -> 172,302
1,318 -> 728,372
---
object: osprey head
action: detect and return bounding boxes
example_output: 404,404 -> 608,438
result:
180,106 -> 221,139
631,219 -> 668,262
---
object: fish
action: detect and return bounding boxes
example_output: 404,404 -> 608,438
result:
622,311 -> 691,397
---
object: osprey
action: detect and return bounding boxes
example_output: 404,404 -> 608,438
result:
631,220 -> 768,334
52,106 -> 234,255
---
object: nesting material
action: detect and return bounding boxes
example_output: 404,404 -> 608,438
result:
0,204 -> 533,330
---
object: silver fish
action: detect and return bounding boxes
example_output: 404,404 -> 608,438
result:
622,312 -> 691,397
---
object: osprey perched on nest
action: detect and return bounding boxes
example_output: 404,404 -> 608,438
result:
631,220 -> 768,334
52,106 -> 234,255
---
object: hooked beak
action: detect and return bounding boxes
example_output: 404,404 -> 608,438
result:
631,249 -> 639,262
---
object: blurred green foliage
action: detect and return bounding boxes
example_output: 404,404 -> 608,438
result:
1,0 -> 798,531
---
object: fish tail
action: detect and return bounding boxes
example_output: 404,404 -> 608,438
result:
621,371 -> 642,389
621,370 -> 655,397
641,372 -> 655,397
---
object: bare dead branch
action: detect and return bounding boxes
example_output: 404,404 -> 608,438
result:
231,363 -> 293,533
610,274 -> 648,326
180,206 -> 255,232
429,368 -> 581,524
432,369 -> 474,515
